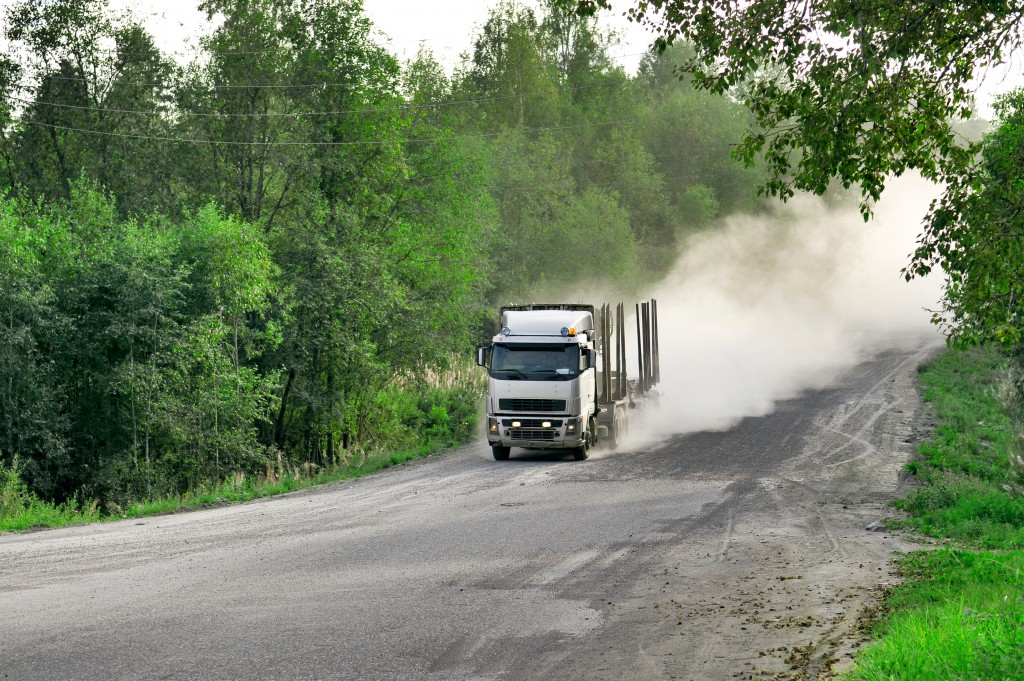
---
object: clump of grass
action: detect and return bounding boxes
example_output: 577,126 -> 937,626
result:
121,443 -> 443,520
896,479 -> 1024,548
892,348 -> 1024,550
2,443 -> 452,532
845,550 -> 1024,680
1,455 -> 101,532
844,347 -> 1024,680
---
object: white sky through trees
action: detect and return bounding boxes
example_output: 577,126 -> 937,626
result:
0,0 -> 1016,116
0,0 -> 654,73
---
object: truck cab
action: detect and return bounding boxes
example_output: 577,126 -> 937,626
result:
478,306 -> 598,461
477,300 -> 658,462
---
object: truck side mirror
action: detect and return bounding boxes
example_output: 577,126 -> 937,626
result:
476,346 -> 490,368
582,348 -> 596,370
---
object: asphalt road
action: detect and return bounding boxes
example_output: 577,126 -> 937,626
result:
0,344 -> 937,681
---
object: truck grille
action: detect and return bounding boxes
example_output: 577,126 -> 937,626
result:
498,399 -> 566,412
502,419 -> 563,428
510,429 -> 557,441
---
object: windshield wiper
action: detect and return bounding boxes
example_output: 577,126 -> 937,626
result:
522,368 -> 575,380
492,368 -> 528,379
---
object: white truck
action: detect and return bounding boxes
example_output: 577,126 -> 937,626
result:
476,301 -> 660,461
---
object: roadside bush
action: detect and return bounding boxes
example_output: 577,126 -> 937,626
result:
372,379 -> 482,451
0,455 -> 101,531
0,455 -> 31,519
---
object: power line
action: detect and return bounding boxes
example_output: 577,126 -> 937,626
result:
7,79 -> 639,119
4,32 -> 491,60
9,50 -> 651,91
0,7 -> 647,60
18,115 -> 650,146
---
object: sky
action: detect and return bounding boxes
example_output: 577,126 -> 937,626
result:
0,0 -> 1019,115
55,0 -> 657,75
364,0 -> 655,71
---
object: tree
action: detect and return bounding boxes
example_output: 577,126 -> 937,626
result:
635,45 -> 761,217
464,1 -> 560,130
566,0 -> 1020,203
539,0 -> 612,90
177,0 -> 315,227
564,0 -> 1024,346
0,194 -> 69,499
0,55 -> 23,189
3,0 -> 176,214
929,90 -> 1024,348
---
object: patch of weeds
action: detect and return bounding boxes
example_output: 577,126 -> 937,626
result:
843,347 -> 1024,680
845,549 -> 1024,680
1,455 -> 102,531
895,348 -> 1024,550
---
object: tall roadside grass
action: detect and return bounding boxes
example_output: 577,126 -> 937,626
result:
844,347 -> 1024,680
1,358 -> 486,533
1,456 -> 102,531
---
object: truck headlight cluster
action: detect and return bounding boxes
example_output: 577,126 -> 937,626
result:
489,418 -> 498,433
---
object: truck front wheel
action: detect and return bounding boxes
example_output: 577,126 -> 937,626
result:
573,422 -> 592,461
492,445 -> 511,461
573,419 -> 598,462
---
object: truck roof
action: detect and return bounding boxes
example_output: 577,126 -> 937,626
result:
499,308 -> 595,338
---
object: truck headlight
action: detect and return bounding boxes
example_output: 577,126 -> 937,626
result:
489,418 -> 498,433
512,421 -> 521,428
567,419 -> 577,433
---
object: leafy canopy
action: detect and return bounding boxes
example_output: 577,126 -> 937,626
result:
564,0 -> 1024,348
566,0 -> 1024,205
929,90 -> 1024,348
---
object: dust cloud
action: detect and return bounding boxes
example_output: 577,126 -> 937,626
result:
635,174 -> 945,440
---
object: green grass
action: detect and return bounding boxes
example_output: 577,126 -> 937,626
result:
123,444 -> 439,518
0,442 -> 446,532
1,457 -> 101,531
2,364 -> 485,533
844,347 -> 1024,680
845,550 -> 1024,680
891,348 -> 1024,549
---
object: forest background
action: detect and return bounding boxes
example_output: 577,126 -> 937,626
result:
0,0 -> 765,510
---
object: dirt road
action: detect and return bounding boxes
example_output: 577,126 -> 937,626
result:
0,344 -> 936,680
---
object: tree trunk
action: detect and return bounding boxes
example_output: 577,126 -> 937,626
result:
274,368 -> 296,448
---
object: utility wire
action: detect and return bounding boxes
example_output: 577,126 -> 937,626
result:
18,115 -> 650,146
2,26 -> 527,60
10,50 -> 652,91
7,79 -> 640,119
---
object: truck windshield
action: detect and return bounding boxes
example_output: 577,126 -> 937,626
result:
490,344 -> 580,381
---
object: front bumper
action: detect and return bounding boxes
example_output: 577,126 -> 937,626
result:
486,415 -> 584,449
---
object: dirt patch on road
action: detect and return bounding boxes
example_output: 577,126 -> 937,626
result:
529,345 -> 941,681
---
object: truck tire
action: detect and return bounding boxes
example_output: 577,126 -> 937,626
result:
492,445 -> 511,461
611,410 -> 628,448
573,422 -> 593,460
